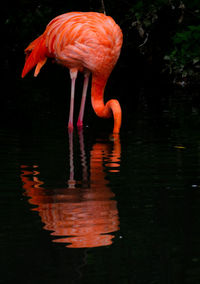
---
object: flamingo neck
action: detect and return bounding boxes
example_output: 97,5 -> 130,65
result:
91,75 -> 122,134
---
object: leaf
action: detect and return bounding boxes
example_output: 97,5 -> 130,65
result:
193,57 -> 200,64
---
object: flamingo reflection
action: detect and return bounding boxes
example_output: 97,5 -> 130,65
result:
20,131 -> 121,248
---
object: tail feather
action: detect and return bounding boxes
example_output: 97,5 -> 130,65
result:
21,34 -> 47,78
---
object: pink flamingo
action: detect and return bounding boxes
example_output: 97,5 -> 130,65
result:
21,12 -> 123,133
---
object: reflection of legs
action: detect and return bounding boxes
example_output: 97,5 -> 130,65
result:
68,69 -> 78,130
78,128 -> 88,184
68,131 -> 75,188
77,72 -> 90,128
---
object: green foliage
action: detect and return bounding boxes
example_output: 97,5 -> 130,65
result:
164,25 -> 200,81
127,0 -> 171,24
127,1 -> 155,26
125,0 -> 200,83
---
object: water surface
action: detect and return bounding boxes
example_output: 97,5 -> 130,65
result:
1,86 -> 200,283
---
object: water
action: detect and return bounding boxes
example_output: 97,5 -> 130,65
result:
1,85 -> 200,283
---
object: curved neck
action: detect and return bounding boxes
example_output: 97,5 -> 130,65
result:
91,75 -> 122,134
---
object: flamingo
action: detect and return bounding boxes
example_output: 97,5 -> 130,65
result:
21,12 -> 123,133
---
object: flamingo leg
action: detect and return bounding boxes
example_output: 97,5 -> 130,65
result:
77,72 -> 90,128
68,69 -> 78,130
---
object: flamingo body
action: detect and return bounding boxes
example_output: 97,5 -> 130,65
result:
22,12 -> 123,133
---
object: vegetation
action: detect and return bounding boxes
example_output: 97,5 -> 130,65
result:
165,25 -> 200,84
122,0 -> 200,85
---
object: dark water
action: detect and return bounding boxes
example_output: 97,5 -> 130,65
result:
1,84 -> 200,284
